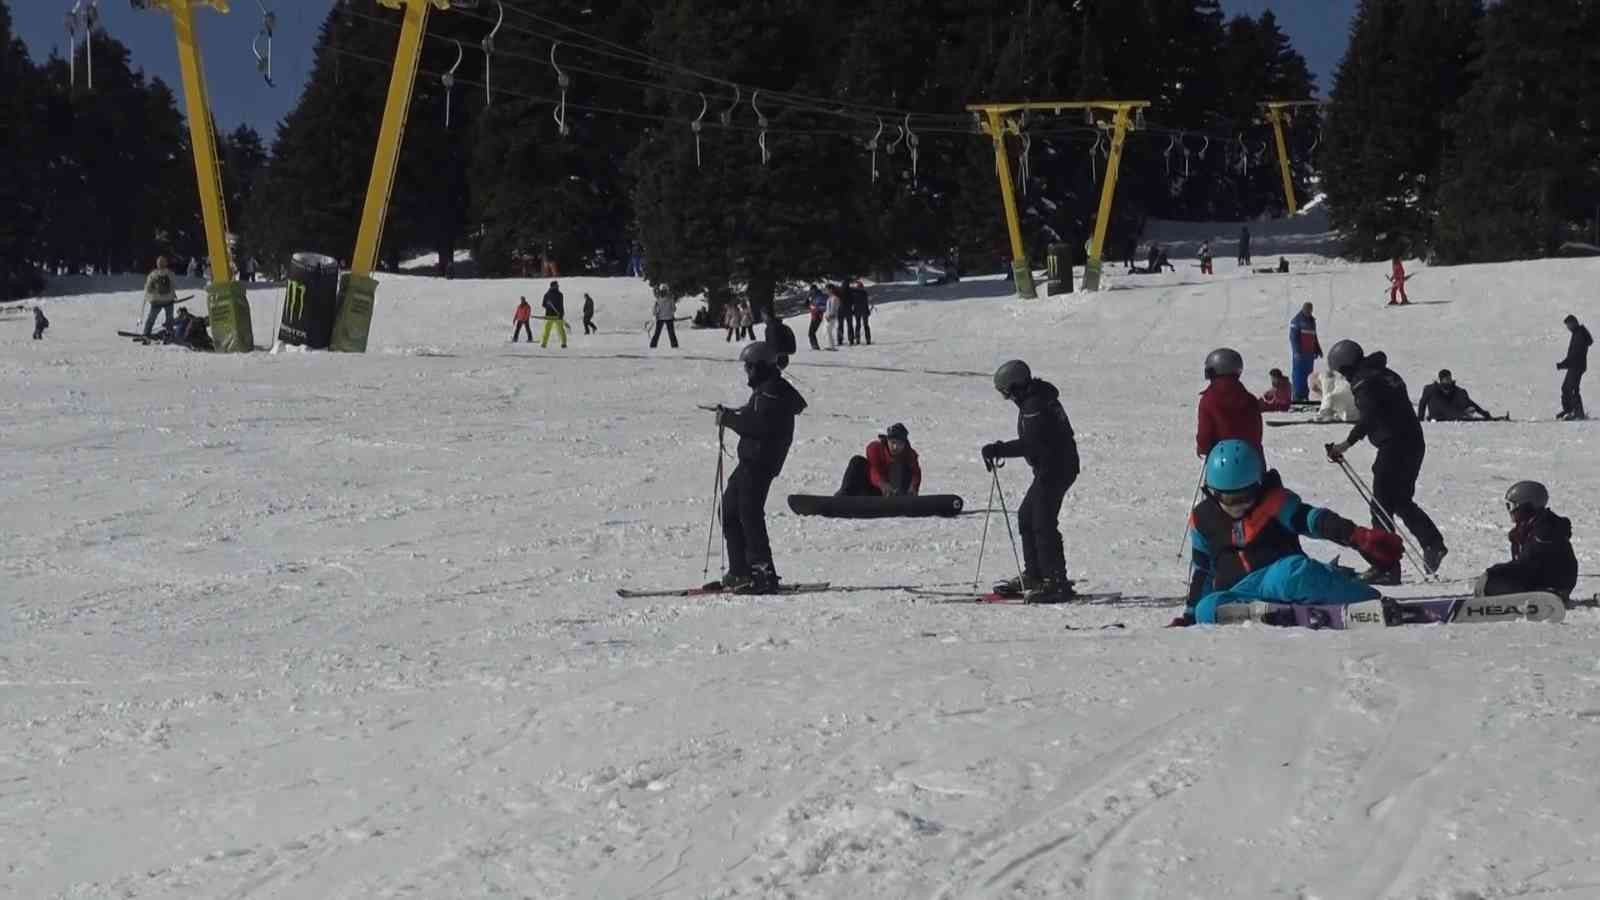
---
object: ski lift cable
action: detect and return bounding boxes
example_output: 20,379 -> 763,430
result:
753,90 -> 770,165
906,113 -> 919,184
253,1 -> 277,87
720,85 -> 740,127
442,39 -> 463,127
551,42 -> 570,136
482,0 -> 504,106
691,91 -> 706,168
867,116 -> 883,183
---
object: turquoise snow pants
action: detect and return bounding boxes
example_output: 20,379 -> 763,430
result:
1194,554 -> 1379,624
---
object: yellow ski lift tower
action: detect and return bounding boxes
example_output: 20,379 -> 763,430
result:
1259,100 -> 1325,217
968,101 -> 1150,296
133,0 -> 254,351
330,0 -> 454,352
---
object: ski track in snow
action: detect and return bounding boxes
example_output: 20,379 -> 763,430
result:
5,254 -> 1600,898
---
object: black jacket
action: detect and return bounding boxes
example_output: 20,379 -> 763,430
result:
764,317 -> 797,355
1486,509 -> 1578,598
1417,382 -> 1487,421
34,308 -> 48,328
993,378 -> 1080,479
1345,352 -> 1424,449
542,287 -> 564,318
721,375 -> 807,476
582,295 -> 594,318
1559,325 -> 1592,373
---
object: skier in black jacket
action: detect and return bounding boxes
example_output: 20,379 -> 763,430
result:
32,306 -> 48,340
1326,340 -> 1447,583
1557,314 -> 1591,420
1416,369 -> 1493,421
1476,481 -> 1578,600
762,304 -> 798,369
540,281 -> 567,348
981,360 -> 1081,603
710,342 -> 808,593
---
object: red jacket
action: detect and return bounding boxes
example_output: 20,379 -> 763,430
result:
1260,377 -> 1293,412
865,439 -> 921,494
1197,376 -> 1264,457
1391,259 -> 1406,280
514,300 -> 532,323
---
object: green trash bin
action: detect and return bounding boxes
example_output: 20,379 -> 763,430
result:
1046,242 -> 1074,296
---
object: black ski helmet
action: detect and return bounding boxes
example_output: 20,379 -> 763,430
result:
739,341 -> 781,369
1504,480 -> 1549,517
883,423 -> 909,442
1327,339 -> 1365,374
993,359 -> 1032,397
1204,347 -> 1244,380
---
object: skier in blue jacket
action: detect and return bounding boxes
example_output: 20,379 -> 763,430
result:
1288,302 -> 1322,402
1175,440 -> 1404,626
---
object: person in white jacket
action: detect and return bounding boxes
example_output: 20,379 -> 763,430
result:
823,287 -> 842,349
1314,367 -> 1358,422
650,293 -> 679,348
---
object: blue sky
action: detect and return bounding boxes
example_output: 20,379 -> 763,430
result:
12,1 -> 1357,138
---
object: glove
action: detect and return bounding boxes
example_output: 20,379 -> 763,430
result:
1325,440 -> 1350,462
1557,361 -> 1567,370
981,441 -> 1006,471
1350,526 -> 1403,568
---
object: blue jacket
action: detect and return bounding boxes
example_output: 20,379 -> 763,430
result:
1289,311 -> 1321,359
1188,471 -> 1359,604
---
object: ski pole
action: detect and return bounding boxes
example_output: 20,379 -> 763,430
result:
1326,446 -> 1432,579
990,461 -> 1026,587
1177,460 -> 1205,561
702,422 -> 726,576
973,463 -> 999,589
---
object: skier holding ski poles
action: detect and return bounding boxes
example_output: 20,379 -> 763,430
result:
981,360 -> 1080,603
1387,257 -> 1410,305
1324,339 -> 1448,584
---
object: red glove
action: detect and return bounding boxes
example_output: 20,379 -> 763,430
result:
1351,527 -> 1402,568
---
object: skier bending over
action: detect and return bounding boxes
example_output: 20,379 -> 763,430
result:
1196,348 -> 1263,459
1174,439 -> 1403,626
981,360 -> 1080,603
1475,481 -> 1577,601
1416,369 -> 1493,421
837,423 -> 921,497
709,342 -> 808,594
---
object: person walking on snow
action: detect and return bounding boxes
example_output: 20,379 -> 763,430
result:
837,423 -> 922,497
1198,240 -> 1214,275
1474,481 -> 1577,601
739,302 -> 755,341
1325,339 -> 1448,583
512,296 -> 534,342
981,360 -> 1081,603
1288,302 -> 1322,401
1387,256 -> 1410,305
1557,314 -> 1591,420
582,293 -> 597,335
851,281 -> 873,346
650,293 -> 679,348
32,306 -> 49,340
1417,369 -> 1493,421
806,284 -> 826,350
142,255 -> 179,338
1260,368 -> 1294,412
708,342 -> 808,594
723,303 -> 739,342
1238,227 -> 1252,267
540,281 -> 567,348
823,286 -> 841,349
1196,348 -> 1264,459
1171,440 -> 1403,626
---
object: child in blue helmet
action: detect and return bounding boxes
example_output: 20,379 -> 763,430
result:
1175,439 -> 1404,626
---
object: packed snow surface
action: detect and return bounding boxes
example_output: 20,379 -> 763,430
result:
5,253 -> 1600,898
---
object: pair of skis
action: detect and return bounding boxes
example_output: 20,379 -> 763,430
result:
1216,592 -> 1566,629
614,581 -> 1122,604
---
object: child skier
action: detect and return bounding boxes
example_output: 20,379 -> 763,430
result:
1474,481 -> 1578,600
1387,257 -> 1410,305
1196,348 -> 1263,458
1174,440 -> 1404,626
512,296 -> 533,342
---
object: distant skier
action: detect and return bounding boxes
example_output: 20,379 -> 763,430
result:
142,255 -> 179,338
540,281 -> 567,348
837,423 -> 922,497
1325,339 -> 1448,583
723,303 -> 739,342
824,286 -> 842,349
709,342 -> 808,594
1288,302 -> 1322,402
981,360 -> 1081,603
1260,368 -> 1294,412
763,304 -> 797,369
650,292 -> 679,349
850,281 -> 872,345
1387,256 -> 1410,305
738,302 -> 754,341
512,296 -> 534,342
1238,227 -> 1251,267
1416,369 -> 1493,421
1474,481 -> 1577,601
806,283 -> 826,350
1557,314 -> 1591,420
1198,240 -> 1214,275
1172,440 -> 1403,626
582,293 -> 597,335
32,306 -> 48,340
1196,348 -> 1263,459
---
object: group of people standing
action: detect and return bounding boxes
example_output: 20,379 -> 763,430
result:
512,281 -> 596,347
806,281 -> 872,350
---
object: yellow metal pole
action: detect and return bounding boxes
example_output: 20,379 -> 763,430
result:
985,110 -> 1036,299
1266,106 -> 1298,215
169,3 -> 232,283
351,0 -> 433,275
1083,106 -> 1133,292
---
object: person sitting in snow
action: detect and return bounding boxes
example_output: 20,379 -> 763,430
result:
837,423 -> 922,497
1416,369 -> 1494,421
1260,368 -> 1294,412
1172,440 -> 1404,626
1474,481 -> 1578,601
1313,367 -> 1358,422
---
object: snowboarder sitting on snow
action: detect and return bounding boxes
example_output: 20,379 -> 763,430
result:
1173,440 -> 1404,626
161,308 -> 213,351
1313,367 -> 1358,422
709,342 -> 808,594
32,306 -> 48,340
1196,348 -> 1263,459
982,360 -> 1080,603
1416,369 -> 1493,421
837,423 -> 922,498
1474,481 -> 1578,601
1260,368 -> 1294,412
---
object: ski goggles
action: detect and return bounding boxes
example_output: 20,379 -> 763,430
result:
1205,485 -> 1261,517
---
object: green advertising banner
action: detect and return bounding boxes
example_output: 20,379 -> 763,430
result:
206,281 -> 254,353
330,273 -> 378,353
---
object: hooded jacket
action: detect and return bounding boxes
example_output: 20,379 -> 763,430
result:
1197,375 -> 1265,457
1560,324 -> 1592,373
1344,352 -> 1424,449
865,438 -> 921,495
1486,509 -> 1578,598
542,286 -> 564,319
991,378 -> 1079,479
722,374 -> 807,476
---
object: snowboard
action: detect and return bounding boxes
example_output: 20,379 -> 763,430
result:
787,493 -> 964,518
1215,592 -> 1566,629
617,581 -> 830,599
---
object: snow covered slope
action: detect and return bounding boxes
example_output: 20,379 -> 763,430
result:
4,254 -> 1599,898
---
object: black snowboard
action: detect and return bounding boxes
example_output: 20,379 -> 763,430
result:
787,493 -> 964,518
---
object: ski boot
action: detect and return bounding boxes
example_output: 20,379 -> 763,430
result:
1024,577 -> 1076,605
1360,564 -> 1402,587
1422,543 -> 1448,575
705,571 -> 753,593
734,563 -> 781,595
992,574 -> 1041,599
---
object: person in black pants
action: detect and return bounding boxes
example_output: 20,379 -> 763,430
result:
33,306 -> 49,340
582,293 -> 597,335
650,294 -> 679,348
762,304 -> 797,369
850,281 -> 872,346
981,359 -> 1081,603
1326,339 -> 1447,584
709,342 -> 808,594
1557,314 -> 1591,420
1475,480 -> 1577,600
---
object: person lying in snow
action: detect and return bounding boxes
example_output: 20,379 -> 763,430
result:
1171,439 -> 1403,626
836,423 -> 922,497
1416,369 -> 1494,421
1474,481 -> 1578,601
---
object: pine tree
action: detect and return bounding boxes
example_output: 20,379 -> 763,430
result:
0,0 -> 45,298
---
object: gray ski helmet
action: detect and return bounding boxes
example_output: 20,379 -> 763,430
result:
993,359 -> 1032,397
1327,339 -> 1365,374
1203,347 -> 1244,380
1504,480 -> 1549,516
738,341 -> 781,368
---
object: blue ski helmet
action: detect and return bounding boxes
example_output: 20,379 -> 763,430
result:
1205,440 -> 1265,492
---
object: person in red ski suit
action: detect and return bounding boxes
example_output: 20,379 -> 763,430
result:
1197,348 -> 1264,458
1388,257 -> 1410,305
837,423 -> 922,496
1260,368 -> 1294,412
512,296 -> 534,342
